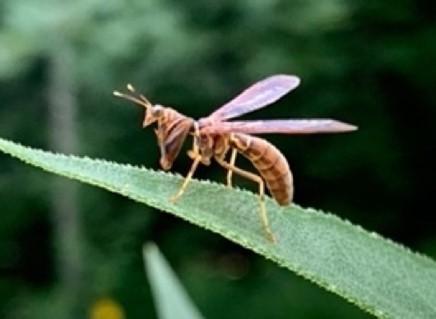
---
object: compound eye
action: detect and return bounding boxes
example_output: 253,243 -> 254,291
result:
152,105 -> 164,117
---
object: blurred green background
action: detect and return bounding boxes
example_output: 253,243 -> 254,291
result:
0,0 -> 435,318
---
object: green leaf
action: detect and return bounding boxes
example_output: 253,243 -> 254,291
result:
1,137 -> 436,319
143,243 -> 204,319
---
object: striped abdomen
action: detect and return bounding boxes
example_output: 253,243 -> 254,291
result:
230,133 -> 293,205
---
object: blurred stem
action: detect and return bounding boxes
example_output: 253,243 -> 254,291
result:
47,43 -> 83,317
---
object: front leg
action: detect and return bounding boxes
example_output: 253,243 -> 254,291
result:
170,123 -> 208,203
170,152 -> 203,203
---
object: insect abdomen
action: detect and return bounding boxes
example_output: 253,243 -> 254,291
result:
231,133 -> 293,205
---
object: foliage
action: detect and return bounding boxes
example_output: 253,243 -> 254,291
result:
144,243 -> 204,319
1,137 -> 436,319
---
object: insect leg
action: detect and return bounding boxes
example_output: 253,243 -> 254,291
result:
170,154 -> 202,203
170,122 -> 205,203
215,157 -> 276,243
226,148 -> 238,188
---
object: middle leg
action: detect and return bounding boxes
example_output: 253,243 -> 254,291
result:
226,148 -> 238,188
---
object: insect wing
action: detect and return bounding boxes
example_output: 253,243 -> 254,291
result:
201,119 -> 357,135
207,75 -> 300,121
156,116 -> 194,170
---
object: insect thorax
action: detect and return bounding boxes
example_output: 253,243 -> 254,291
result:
195,131 -> 230,161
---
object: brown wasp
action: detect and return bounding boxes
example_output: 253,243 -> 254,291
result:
114,75 -> 357,242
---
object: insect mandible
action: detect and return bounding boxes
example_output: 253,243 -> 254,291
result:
113,74 -> 357,242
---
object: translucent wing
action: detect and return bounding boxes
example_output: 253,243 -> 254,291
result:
200,119 -> 357,135
206,74 -> 300,121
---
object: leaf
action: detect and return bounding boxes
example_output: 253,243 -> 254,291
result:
1,137 -> 436,319
143,243 -> 204,319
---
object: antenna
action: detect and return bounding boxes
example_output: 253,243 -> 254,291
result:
113,84 -> 153,109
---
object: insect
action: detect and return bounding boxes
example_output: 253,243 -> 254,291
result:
113,74 -> 357,242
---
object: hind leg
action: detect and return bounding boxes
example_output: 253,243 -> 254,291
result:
215,156 -> 276,243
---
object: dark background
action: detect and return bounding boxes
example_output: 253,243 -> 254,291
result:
0,0 -> 435,318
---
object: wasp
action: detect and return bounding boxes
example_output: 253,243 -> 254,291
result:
114,74 -> 357,242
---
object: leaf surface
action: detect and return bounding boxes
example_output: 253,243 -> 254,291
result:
1,137 -> 436,319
